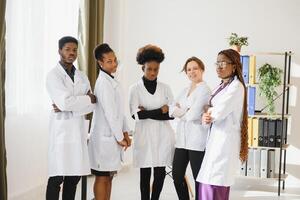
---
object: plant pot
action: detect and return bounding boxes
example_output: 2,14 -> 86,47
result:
231,45 -> 241,53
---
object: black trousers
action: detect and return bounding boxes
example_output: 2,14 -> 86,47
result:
172,148 -> 205,200
46,176 -> 81,200
140,167 -> 166,200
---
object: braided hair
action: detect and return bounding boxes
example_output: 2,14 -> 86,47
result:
218,49 -> 248,163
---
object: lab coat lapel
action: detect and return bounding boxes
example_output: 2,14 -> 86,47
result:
100,71 -> 118,89
56,63 -> 75,85
73,70 -> 82,86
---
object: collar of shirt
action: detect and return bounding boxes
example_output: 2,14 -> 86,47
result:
142,76 -> 157,85
59,61 -> 76,81
100,67 -> 114,79
142,76 -> 157,94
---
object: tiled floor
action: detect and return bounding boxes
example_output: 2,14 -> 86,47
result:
75,164 -> 300,200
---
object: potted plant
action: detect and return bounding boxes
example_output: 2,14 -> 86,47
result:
228,33 -> 249,53
258,63 -> 283,114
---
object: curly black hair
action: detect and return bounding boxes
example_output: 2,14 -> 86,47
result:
136,44 -> 165,65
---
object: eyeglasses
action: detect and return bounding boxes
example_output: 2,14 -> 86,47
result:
215,61 -> 232,69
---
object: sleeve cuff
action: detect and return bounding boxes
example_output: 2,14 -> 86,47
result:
172,107 -> 186,118
114,132 -> 124,142
133,110 -> 140,122
208,107 -> 217,122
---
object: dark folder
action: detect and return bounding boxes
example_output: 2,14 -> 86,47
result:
275,119 -> 288,147
263,119 -> 269,147
258,118 -> 264,146
268,119 -> 276,147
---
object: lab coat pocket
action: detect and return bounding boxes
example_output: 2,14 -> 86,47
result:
53,118 -> 80,143
99,136 -> 121,164
83,119 -> 90,141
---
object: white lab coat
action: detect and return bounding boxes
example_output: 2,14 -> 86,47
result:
129,80 -> 175,168
170,82 -> 211,151
196,76 -> 244,186
88,71 -> 129,171
46,63 -> 94,177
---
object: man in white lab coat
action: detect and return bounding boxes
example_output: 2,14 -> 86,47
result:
45,36 -> 96,200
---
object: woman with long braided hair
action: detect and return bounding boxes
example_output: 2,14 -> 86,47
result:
196,49 -> 248,200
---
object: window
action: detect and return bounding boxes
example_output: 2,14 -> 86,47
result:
5,0 -> 80,115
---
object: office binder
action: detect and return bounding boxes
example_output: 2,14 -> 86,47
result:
275,119 -> 282,147
253,149 -> 261,177
249,56 -> 256,84
260,149 -> 268,178
248,118 -> 253,147
240,161 -> 247,176
263,119 -> 269,147
274,149 -> 281,175
268,150 -> 276,178
275,119 -> 288,147
268,119 -> 276,147
247,149 -> 254,176
258,118 -> 264,146
252,118 -> 259,147
241,55 -> 249,84
247,87 -> 256,115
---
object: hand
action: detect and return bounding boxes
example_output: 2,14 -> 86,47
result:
123,132 -> 132,147
87,90 -> 97,104
203,105 -> 210,113
117,138 -> 129,151
138,106 -> 145,111
202,111 -> 212,124
161,105 -> 169,114
52,104 -> 61,113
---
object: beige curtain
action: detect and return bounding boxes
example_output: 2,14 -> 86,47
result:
77,2 -> 104,198
78,0 -> 105,89
0,0 -> 7,200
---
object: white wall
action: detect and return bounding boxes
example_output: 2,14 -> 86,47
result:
104,0 -> 300,186
5,114 -> 48,199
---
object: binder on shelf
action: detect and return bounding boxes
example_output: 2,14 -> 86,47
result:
248,87 -> 256,115
241,55 -> 249,84
252,118 -> 259,147
275,119 -> 288,147
268,150 -> 276,178
249,56 -> 256,84
258,118 -> 264,146
253,149 -> 261,177
260,149 -> 268,178
248,118 -> 253,147
263,119 -> 269,147
240,161 -> 247,176
268,119 -> 276,147
247,149 -> 254,176
274,149 -> 281,175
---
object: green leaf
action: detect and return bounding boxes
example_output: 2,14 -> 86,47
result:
258,63 -> 282,115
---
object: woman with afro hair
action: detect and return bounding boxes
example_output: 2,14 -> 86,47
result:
129,45 -> 175,200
